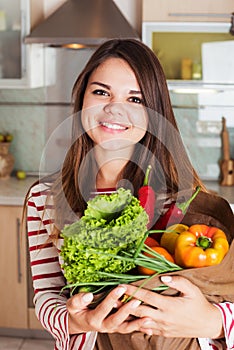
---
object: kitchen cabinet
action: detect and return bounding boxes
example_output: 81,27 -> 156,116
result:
143,0 -> 233,22
0,0 -> 55,88
142,0 -> 234,87
0,205 -> 43,330
142,21 -> 234,87
0,205 -> 27,328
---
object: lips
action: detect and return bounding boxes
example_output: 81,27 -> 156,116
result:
99,121 -> 129,131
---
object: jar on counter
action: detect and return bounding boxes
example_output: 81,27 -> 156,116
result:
0,142 -> 14,179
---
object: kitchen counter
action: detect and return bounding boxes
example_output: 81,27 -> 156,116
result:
0,176 -> 38,206
0,177 -> 233,210
203,181 -> 234,212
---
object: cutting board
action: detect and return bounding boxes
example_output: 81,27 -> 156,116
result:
219,117 -> 234,186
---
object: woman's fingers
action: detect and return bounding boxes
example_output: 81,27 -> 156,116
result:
122,277 -> 224,339
117,316 -> 154,335
66,292 -> 93,315
93,285 -> 127,319
66,278 -> 224,339
104,298 -> 142,328
123,284 -> 169,309
65,287 -> 159,336
160,275 -> 201,297
123,276 -> 202,310
84,286 -> 154,334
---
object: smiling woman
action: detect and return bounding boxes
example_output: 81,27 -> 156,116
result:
24,38 -> 234,350
81,57 -> 147,155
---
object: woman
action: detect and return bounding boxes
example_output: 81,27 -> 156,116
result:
26,39 -> 233,350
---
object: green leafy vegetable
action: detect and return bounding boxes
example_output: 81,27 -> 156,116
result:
60,188 -> 181,302
84,187 -> 132,221
60,188 -> 149,284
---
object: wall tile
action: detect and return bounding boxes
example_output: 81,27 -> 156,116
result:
0,105 -> 46,172
173,106 -> 222,180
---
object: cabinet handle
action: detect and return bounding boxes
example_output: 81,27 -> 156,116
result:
21,8 -> 27,75
16,218 -> 22,283
168,13 -> 230,18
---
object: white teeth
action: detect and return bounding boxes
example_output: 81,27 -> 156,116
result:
100,122 -> 127,130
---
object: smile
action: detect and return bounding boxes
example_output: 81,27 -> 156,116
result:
99,121 -> 129,130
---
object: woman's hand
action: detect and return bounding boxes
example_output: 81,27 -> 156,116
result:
66,285 -> 151,335
123,276 -> 224,339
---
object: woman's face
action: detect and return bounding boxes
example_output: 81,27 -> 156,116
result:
81,58 -> 147,151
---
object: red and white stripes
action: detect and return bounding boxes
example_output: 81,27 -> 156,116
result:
215,302 -> 234,349
27,183 -> 96,350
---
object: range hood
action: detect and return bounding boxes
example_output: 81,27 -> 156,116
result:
25,0 -> 140,47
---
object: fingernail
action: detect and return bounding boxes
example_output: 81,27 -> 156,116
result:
144,329 -> 153,336
115,287 -> 126,297
82,293 -> 93,303
161,276 -> 172,283
143,320 -> 154,327
130,299 -> 141,308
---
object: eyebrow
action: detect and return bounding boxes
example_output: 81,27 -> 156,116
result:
90,81 -> 142,95
91,81 -> 110,89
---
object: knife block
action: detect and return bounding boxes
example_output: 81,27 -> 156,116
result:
220,159 -> 234,186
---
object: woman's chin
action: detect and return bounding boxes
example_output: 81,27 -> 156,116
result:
98,139 -> 134,152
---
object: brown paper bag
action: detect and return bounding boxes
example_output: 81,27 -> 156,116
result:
95,191 -> 234,350
131,190 -> 234,304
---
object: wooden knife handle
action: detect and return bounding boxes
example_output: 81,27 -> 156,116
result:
221,117 -> 230,161
220,159 -> 234,186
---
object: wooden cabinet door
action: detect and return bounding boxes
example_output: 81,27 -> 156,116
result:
0,206 -> 28,328
143,0 -> 233,22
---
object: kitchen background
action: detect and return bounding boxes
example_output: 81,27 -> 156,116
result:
0,0 -> 234,180
0,0 -> 234,346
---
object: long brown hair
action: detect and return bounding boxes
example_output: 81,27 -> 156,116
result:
35,39 -> 205,235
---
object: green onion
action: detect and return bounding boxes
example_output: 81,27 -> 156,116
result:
60,243 -> 181,299
59,189 -> 182,303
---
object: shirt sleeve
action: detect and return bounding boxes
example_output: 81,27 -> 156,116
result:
27,183 -> 97,350
198,302 -> 234,350
215,302 -> 234,349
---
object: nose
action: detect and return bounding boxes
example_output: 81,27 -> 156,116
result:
103,102 -> 125,117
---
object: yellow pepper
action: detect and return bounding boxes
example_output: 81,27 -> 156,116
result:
174,224 -> 229,268
160,224 -> 189,254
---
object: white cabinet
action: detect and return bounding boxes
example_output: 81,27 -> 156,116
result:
0,0 -> 55,88
142,0 -> 234,90
143,0 -> 233,22
142,21 -> 234,90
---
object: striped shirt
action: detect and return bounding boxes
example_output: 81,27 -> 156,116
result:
27,182 -> 234,350
27,182 -> 97,350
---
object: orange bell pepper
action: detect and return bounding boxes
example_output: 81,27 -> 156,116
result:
174,224 -> 229,268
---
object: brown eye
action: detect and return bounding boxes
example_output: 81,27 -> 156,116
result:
129,96 -> 143,104
92,89 -> 109,96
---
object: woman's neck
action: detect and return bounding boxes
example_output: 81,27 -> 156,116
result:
94,147 -> 132,189
96,159 -> 128,189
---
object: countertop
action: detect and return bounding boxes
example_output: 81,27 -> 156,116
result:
203,181 -> 234,212
0,177 -> 234,210
203,180 -> 234,200
0,176 -> 38,206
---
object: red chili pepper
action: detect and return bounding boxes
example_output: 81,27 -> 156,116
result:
138,165 -> 156,229
152,186 -> 201,231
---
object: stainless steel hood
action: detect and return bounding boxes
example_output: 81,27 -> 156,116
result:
25,0 -> 140,46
